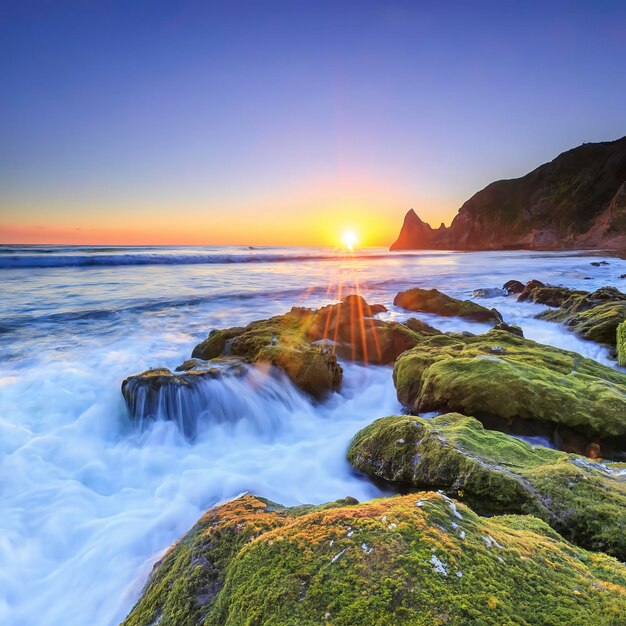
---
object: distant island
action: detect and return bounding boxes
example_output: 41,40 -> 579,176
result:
391,136 -> 626,251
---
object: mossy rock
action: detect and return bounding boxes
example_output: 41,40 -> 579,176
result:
394,288 -> 503,323
193,295 -> 425,379
122,493 -> 626,626
348,413 -> 626,558
618,321 -> 626,367
393,329 -> 626,440
539,287 -> 626,346
296,295 -> 422,364
123,296 -> 427,417
513,280 -> 626,347
191,313 -> 343,399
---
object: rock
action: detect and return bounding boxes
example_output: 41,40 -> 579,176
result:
620,273 -> 626,279
348,413 -> 626,559
296,295 -> 420,364
591,261 -> 610,266
389,136 -> 626,251
493,322 -> 524,337
516,280 -> 579,307
404,317 -> 443,336
394,288 -> 503,323
472,287 -> 507,298
503,279 -> 525,294
538,287 -> 626,345
191,313 -> 343,399
121,493 -> 626,626
121,359 -> 249,437
392,329 -> 626,441
618,321 -> 626,367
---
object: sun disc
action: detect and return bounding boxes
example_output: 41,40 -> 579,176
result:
341,230 -> 357,251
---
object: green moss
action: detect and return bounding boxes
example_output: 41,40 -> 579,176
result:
615,320 -> 626,366
348,413 -> 626,558
123,493 -> 626,626
392,329 -> 626,439
394,288 -> 502,323
532,287 -> 626,347
191,314 -> 343,399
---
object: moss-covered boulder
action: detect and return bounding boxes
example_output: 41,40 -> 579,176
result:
348,413 -> 626,558
296,294 -> 422,364
193,295 -> 424,372
538,287 -> 626,346
122,296 -> 428,419
618,320 -> 626,367
511,280 -> 626,348
122,493 -> 626,626
393,329 -> 626,443
517,280 -> 582,307
191,312 -> 343,399
394,288 -> 502,323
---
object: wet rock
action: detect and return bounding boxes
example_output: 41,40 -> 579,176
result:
472,287 -> 507,298
121,493 -> 626,626
404,317 -> 443,336
492,322 -> 524,337
538,286 -> 626,345
298,295 -> 420,364
503,279 -> 525,294
394,288 -> 502,323
348,413 -> 626,559
121,359 -> 250,437
191,313 -> 343,399
591,261 -> 610,266
517,280 -> 579,307
393,329 -> 626,441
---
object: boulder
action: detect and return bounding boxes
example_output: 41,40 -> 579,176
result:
193,295 -> 423,372
394,288 -> 502,323
191,313 -> 343,399
121,493 -> 626,626
503,279 -> 525,294
393,329 -> 626,443
538,287 -> 626,345
348,413 -> 626,558
296,294 -> 421,364
516,280 -> 580,307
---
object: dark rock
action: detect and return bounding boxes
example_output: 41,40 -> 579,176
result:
503,279 -> 525,294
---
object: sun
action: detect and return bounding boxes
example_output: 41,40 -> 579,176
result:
341,229 -> 358,251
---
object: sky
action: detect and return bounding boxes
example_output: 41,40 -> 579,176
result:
1,0 -> 625,247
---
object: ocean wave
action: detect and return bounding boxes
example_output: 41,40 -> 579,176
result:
0,250 -> 439,269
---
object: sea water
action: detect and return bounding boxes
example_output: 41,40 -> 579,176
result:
1,245 -> 624,626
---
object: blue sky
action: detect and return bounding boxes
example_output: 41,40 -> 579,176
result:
1,1 -> 625,244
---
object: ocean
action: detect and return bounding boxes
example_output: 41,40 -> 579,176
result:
1,245 -> 624,626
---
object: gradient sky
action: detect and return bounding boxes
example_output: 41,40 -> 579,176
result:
1,1 -> 625,246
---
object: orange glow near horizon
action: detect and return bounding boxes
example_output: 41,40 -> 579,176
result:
0,178 -> 458,247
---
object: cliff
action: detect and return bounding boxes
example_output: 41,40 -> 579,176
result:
391,136 -> 626,250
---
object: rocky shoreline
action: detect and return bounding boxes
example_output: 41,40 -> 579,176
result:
120,281 -> 626,625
